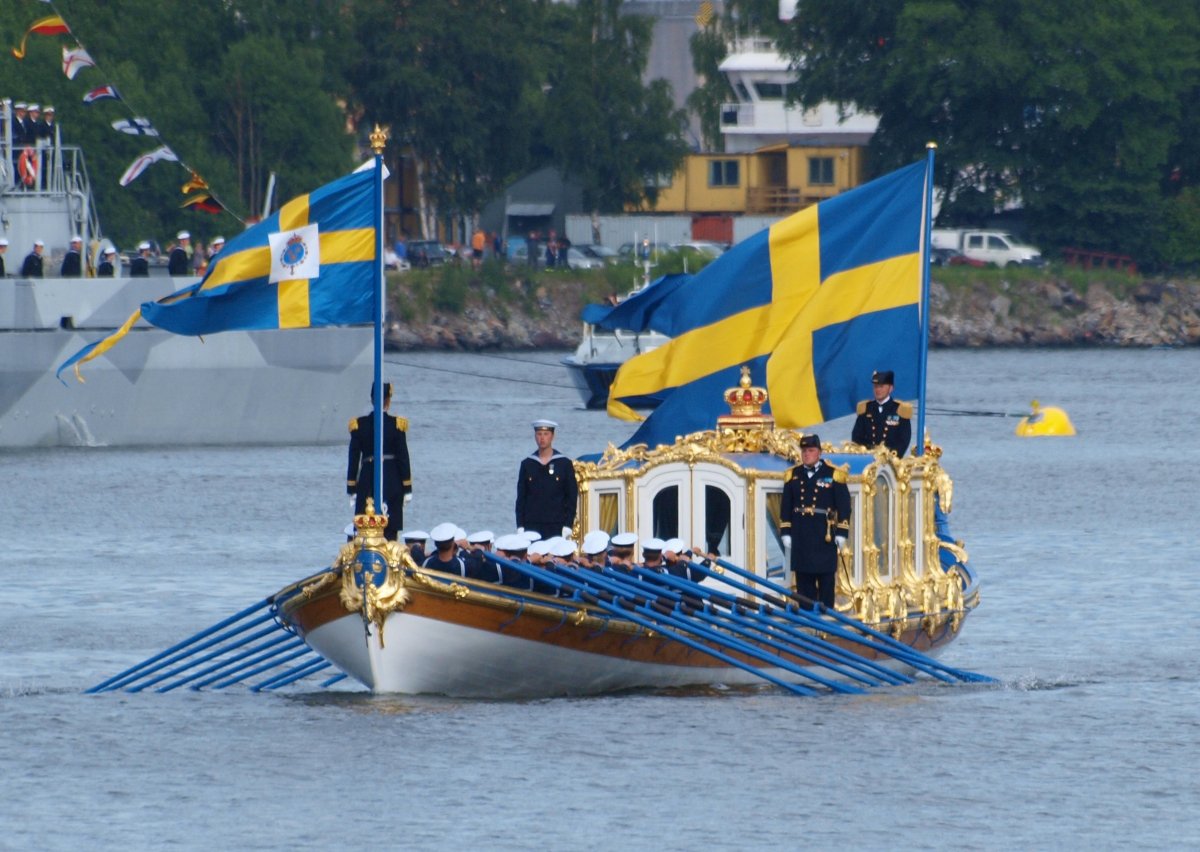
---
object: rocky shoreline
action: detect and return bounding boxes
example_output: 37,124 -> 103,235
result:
384,273 -> 1200,351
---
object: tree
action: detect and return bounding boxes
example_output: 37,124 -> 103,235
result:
780,0 -> 1200,262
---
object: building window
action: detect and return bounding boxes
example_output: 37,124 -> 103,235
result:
753,81 -> 786,100
808,156 -> 834,186
644,172 -> 673,189
709,159 -> 740,187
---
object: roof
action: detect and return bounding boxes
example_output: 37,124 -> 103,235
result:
506,202 -> 555,217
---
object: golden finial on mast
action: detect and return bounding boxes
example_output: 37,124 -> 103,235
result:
369,124 -> 389,156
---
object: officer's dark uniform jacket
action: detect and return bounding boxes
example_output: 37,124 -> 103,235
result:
851,397 -> 912,457
780,460 -> 851,575
60,250 -> 82,277
346,410 -> 412,526
168,246 -> 189,275
515,450 -> 578,537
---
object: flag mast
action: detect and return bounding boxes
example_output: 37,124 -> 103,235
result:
915,142 -> 936,458
369,125 -> 388,512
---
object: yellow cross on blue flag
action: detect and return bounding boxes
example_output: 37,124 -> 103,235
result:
58,167 -> 377,380
609,159 -> 929,448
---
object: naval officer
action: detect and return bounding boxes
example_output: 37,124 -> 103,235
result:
346,382 -> 412,541
780,434 -> 851,608
851,369 -> 913,457
515,419 -> 578,541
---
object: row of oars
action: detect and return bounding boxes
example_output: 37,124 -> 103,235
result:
85,594 -> 346,694
482,551 -> 993,696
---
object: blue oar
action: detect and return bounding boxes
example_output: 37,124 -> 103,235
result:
697,555 -> 994,684
481,554 -> 820,696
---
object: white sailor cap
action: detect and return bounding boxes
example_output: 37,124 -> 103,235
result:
177,230 -> 190,240
582,530 -> 610,556
550,538 -> 577,558
0,238 -> 8,247
663,537 -> 686,554
519,529 -> 542,543
103,247 -> 117,256
532,419 -> 558,431
454,526 -> 467,541
44,106 -> 55,113
430,522 -> 457,543
27,103 -> 39,111
642,537 -> 666,553
211,235 -> 225,246
14,102 -> 26,110
401,530 -> 429,542
70,235 -> 82,243
611,532 -> 637,548
138,241 -> 151,250
33,239 -> 44,247
495,534 -> 528,553
467,530 -> 494,545
528,540 -> 551,556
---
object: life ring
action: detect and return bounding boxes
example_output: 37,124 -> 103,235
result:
18,147 -> 38,187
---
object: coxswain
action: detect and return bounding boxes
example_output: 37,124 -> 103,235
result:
515,419 -> 578,541
346,381 -> 413,541
780,434 -> 851,608
851,369 -> 913,457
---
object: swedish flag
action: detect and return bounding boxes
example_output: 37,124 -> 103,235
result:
58,167 -> 377,380
609,160 -> 929,449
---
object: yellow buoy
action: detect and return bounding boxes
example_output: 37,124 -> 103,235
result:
1015,400 -> 1076,437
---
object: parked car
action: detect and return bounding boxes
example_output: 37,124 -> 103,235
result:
931,247 -> 986,268
406,240 -> 448,267
669,240 -> 726,258
931,229 -> 1042,267
564,247 -> 605,270
579,244 -> 619,264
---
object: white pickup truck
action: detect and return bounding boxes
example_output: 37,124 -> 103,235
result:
931,229 -> 1043,267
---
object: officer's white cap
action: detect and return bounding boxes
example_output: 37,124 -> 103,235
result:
611,532 -> 637,547
643,537 -> 666,552
430,522 -> 457,543
33,239 -> 44,247
137,241 -> 150,250
528,540 -> 551,556
467,530 -> 494,545
582,530 -> 610,556
70,235 -> 82,243
519,529 -> 542,543
177,230 -> 190,240
0,238 -> 8,247
532,419 -> 557,430
495,534 -> 528,552
401,530 -> 429,542
551,538 -> 577,558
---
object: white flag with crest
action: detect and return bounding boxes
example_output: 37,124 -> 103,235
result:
268,223 -> 321,282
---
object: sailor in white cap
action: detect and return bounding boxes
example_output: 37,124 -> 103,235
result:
421,522 -> 466,576
400,530 -> 429,563
168,231 -> 190,276
20,239 -> 45,278
60,235 -> 83,278
209,235 -> 226,261
494,533 -> 532,590
462,530 -> 499,583
12,103 -> 28,147
516,418 -> 578,541
640,537 -> 667,570
97,246 -> 118,277
580,530 -> 611,569
518,529 -> 542,544
131,241 -> 152,277
609,532 -> 637,570
0,237 -> 8,278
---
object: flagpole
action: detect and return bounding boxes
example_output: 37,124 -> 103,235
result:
915,142 -> 936,458
369,126 -> 388,513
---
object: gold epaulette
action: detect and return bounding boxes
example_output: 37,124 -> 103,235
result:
784,466 -> 796,483
348,417 -> 358,433
832,467 -> 849,484
856,400 -> 868,415
394,415 -> 409,432
897,401 -> 913,419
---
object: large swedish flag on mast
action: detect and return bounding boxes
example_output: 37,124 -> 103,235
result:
609,159 -> 930,449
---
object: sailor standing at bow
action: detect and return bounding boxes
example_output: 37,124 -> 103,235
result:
346,382 -> 412,541
515,419 -> 578,541
780,434 -> 851,609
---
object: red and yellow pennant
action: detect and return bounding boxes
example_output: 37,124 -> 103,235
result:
12,15 -> 70,60
181,193 -> 224,215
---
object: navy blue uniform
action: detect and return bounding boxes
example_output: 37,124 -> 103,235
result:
347,411 -> 412,541
852,397 -> 912,457
781,460 -> 851,607
60,250 -> 82,277
130,256 -> 150,277
168,246 -> 189,275
422,551 -> 466,577
515,451 -> 578,540
20,251 -> 42,278
98,260 -> 115,277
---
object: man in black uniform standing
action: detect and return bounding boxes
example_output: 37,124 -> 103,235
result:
97,247 -> 117,276
851,370 -> 913,457
515,419 -> 578,541
130,242 -> 151,277
168,231 -> 190,275
780,433 -> 851,609
20,239 -> 44,278
60,235 -> 83,277
346,382 -> 412,541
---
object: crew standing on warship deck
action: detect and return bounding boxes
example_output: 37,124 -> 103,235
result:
60,235 -> 83,277
780,434 -> 851,608
20,240 -> 44,278
515,419 -> 578,541
851,370 -> 912,457
168,231 -> 190,275
97,247 -> 117,277
130,242 -> 151,277
346,382 -> 412,541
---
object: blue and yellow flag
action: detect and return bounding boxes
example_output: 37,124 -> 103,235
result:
609,160 -> 928,448
58,167 -> 377,380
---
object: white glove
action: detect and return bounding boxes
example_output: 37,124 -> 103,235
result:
781,535 -> 791,549
562,526 -> 573,538
517,527 -> 525,534
835,536 -> 847,550
403,493 -> 413,506
381,502 -> 389,514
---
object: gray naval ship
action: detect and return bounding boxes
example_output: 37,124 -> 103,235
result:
1,100 -> 370,449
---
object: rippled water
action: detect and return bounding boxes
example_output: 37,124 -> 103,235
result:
2,348 -> 1198,850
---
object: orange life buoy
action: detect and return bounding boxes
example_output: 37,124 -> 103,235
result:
18,147 -> 38,187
